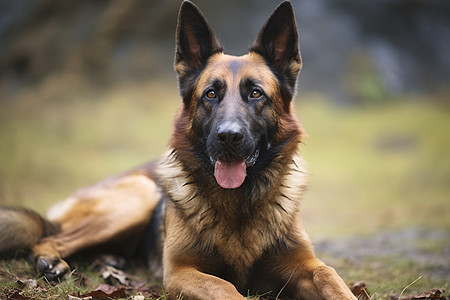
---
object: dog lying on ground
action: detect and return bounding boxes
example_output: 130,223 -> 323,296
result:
0,1 -> 357,299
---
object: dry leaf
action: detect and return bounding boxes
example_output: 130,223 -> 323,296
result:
16,278 -> 37,289
68,295 -> 92,300
349,281 -> 371,300
101,265 -> 131,286
73,284 -> 127,299
5,290 -> 34,300
141,286 -> 165,299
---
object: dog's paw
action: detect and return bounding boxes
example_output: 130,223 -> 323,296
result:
36,255 -> 70,281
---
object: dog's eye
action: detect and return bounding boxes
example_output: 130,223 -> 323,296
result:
205,89 -> 217,99
249,89 -> 263,99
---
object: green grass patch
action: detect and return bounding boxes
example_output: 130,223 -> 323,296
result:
326,255 -> 449,300
0,81 -> 178,214
297,94 -> 450,237
0,257 -> 91,299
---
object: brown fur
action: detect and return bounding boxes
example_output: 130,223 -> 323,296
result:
0,1 -> 356,299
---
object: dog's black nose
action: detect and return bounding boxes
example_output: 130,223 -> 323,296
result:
216,122 -> 244,144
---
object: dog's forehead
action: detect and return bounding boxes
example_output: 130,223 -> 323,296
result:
199,53 -> 277,87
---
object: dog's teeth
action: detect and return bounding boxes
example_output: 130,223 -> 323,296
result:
246,149 -> 259,167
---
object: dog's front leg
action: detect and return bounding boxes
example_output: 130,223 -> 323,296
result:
163,220 -> 244,299
163,263 -> 245,300
273,248 -> 357,300
311,264 -> 357,300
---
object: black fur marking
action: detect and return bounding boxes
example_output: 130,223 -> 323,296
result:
142,197 -> 166,269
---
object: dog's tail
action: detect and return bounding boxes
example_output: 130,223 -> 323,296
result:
0,207 -> 59,255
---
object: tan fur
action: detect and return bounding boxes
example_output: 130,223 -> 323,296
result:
34,174 -> 161,257
157,148 -> 357,299
158,150 -> 307,270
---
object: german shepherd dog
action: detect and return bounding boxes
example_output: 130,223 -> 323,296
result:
0,1 -> 356,299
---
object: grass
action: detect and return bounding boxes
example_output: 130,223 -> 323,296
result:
319,245 -> 449,299
1,79 -> 449,299
1,255 -> 447,299
0,257 -> 85,300
0,250 -> 173,299
0,80 -> 178,214
297,94 -> 450,237
338,258 -> 448,300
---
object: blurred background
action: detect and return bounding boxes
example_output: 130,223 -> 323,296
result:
0,0 -> 449,240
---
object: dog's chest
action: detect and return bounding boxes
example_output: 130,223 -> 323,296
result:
213,217 -> 268,267
158,150 -> 307,278
196,198 -> 297,277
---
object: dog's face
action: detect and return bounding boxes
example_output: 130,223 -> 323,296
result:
171,1 -> 303,190
193,53 -> 281,189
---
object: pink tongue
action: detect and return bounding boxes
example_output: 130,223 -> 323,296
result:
214,160 -> 246,189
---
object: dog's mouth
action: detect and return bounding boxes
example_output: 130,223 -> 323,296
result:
210,148 -> 260,189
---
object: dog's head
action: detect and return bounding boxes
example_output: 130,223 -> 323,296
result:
171,1 -> 303,189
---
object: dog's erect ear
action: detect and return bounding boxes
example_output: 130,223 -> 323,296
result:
175,1 -> 222,78
250,1 -> 302,92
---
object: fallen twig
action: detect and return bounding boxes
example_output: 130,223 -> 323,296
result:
397,276 -> 422,300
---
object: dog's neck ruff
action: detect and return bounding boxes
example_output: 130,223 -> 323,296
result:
157,149 -> 309,270
157,148 -> 307,222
